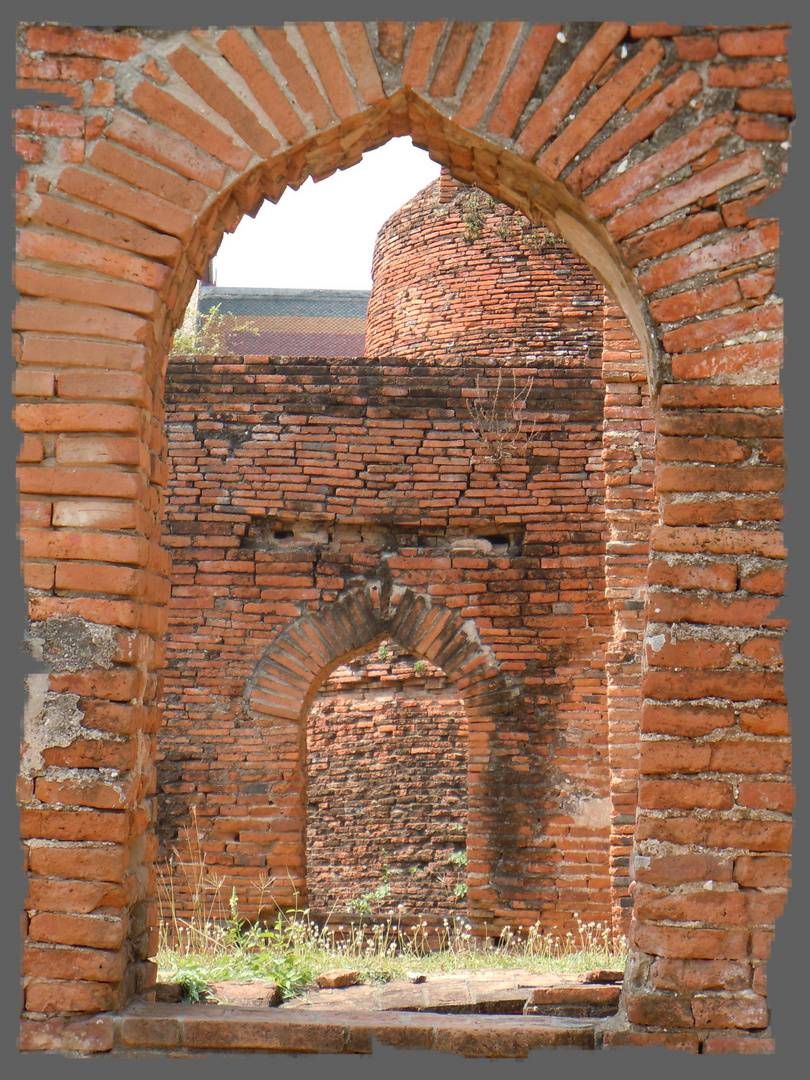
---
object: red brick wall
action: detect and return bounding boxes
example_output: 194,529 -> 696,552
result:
367,180 -> 656,934
306,639 -> 468,917
159,344 -> 613,935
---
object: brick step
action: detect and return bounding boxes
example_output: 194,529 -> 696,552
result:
524,984 -> 622,1019
399,991 -> 533,1014
112,1001 -> 600,1055
525,1003 -> 619,1019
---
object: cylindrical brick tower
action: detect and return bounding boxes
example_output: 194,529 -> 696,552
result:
365,168 -> 605,361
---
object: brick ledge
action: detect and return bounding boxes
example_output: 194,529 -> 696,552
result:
111,1001 -> 601,1056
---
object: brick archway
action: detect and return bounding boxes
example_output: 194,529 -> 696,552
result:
244,582 -> 512,924
16,21 -> 789,1054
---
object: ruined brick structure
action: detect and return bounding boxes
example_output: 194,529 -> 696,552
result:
15,20 -> 790,1055
157,177 -> 640,938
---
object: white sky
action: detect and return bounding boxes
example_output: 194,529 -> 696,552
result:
213,137 -> 441,291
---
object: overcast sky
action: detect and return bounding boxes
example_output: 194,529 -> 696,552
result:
213,137 -> 441,291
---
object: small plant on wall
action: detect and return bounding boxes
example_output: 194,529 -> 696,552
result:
346,865 -> 392,915
461,189 -> 495,243
448,848 -> 468,902
466,369 -> 542,465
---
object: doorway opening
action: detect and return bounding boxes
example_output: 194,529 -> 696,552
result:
305,638 -> 469,927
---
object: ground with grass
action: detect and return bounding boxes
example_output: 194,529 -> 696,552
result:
158,901 -> 627,1005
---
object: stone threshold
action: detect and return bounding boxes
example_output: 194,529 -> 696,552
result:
110,1000 -> 603,1056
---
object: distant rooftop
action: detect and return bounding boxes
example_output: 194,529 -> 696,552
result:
197,285 -> 369,357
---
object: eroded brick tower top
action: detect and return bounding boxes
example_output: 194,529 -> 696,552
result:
365,168 -> 605,361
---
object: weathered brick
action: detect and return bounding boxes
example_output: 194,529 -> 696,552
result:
28,909 -> 127,950
377,21 -> 406,65
647,558 -> 738,591
709,60 -> 789,88
641,703 -> 736,737
638,778 -> 733,810
719,29 -> 789,57
635,852 -> 733,886
651,958 -> 751,992
656,464 -> 781,493
487,24 -> 563,139
671,340 -> 782,380
517,22 -> 629,157
34,774 -> 139,810
673,36 -> 719,62
692,992 -> 768,1029
739,703 -> 788,736
634,922 -> 749,960
21,1012 -> 117,1053
25,877 -> 127,914
131,81 -> 253,171
733,854 -> 790,887
429,21 -> 478,100
454,22 -> 522,129
400,21 -> 447,90
25,977 -> 122,1015
625,990 -> 695,1028
26,25 -> 140,60
21,809 -> 131,844
587,111 -> 736,220
24,943 -> 128,983
737,116 -> 790,141
637,814 -> 791,853
737,781 -> 793,812
737,88 -> 795,117
14,108 -> 84,138
702,1032 -> 775,1054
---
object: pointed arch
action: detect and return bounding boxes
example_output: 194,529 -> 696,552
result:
245,581 -> 513,725
240,583 -> 512,927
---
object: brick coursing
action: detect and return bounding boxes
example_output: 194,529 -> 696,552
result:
366,174 -> 604,360
306,640 -> 468,916
158,339 -> 614,932
15,20 -> 788,1051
